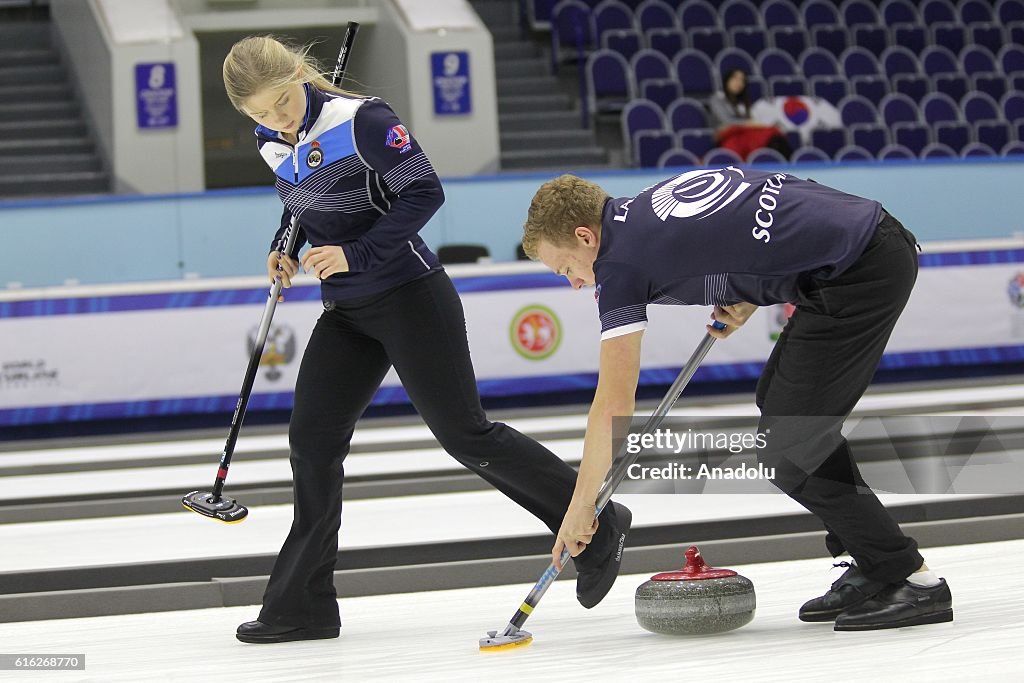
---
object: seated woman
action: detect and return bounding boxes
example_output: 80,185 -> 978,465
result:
708,68 -> 792,160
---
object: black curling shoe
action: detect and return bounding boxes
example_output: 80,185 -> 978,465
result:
799,561 -> 888,622
576,502 -> 632,609
834,578 -> 953,631
236,620 -> 340,644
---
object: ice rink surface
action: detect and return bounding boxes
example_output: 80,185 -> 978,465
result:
1,538 -> 1021,682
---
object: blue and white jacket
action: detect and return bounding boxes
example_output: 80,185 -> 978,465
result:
256,84 -> 444,300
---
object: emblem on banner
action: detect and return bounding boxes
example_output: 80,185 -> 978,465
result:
510,305 -> 562,360
767,302 -> 796,341
248,325 -> 297,381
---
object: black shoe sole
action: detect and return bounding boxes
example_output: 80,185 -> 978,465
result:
236,627 -> 340,644
834,608 -> 953,632
799,596 -> 871,623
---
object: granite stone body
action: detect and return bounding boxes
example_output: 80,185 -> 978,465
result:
635,546 -> 756,635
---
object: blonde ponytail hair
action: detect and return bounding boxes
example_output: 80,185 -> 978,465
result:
222,35 -> 360,112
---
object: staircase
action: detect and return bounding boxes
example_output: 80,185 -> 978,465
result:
470,0 -> 610,171
0,20 -> 108,199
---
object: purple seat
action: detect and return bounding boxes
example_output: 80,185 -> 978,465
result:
998,46 -> 1024,75
969,24 -> 1005,57
880,0 -> 919,25
961,142 -> 997,158
812,25 -> 849,58
851,75 -> 889,105
880,93 -> 921,126
678,0 -> 718,31
852,25 -> 889,57
961,46 -> 998,77
931,23 -> 966,57
591,0 -> 633,46
811,75 -> 849,105
1001,91 -> 1024,124
881,46 -> 922,80
720,0 -> 760,29
748,147 -> 789,164
934,121 -> 971,152
850,123 -> 890,156
770,26 -> 809,61
973,72 -> 1009,102
920,142 -> 957,159
892,74 -> 930,102
657,147 -> 700,168
636,0 -> 677,34
688,27 -> 727,60
997,0 -> 1024,24
801,48 -> 840,78
841,0 -> 881,27
586,50 -> 635,114
934,74 -> 969,102
632,49 -> 673,84
621,98 -> 668,156
835,145 -> 874,161
811,128 -> 848,157
641,78 -> 682,110
551,0 -> 593,69
892,122 -> 931,155
678,128 -> 717,158
673,50 -> 716,97
667,97 -> 709,131
920,0 -> 957,25
878,144 -> 916,160
762,0 -> 801,28
715,48 -> 756,80
1000,140 -> 1024,156
839,94 -> 880,125
841,47 -> 881,79
890,24 -> 928,55
802,0 -> 840,28
758,48 -> 798,80
921,45 -> 960,78
730,26 -> 768,58
962,91 -> 1001,123
704,147 -> 745,164
635,129 -> 675,166
920,92 -> 962,124
976,120 -> 1011,151
647,29 -> 684,60
959,0 -> 994,24
528,0 -> 556,30
791,146 -> 832,162
602,29 -> 643,60
771,76 -> 808,96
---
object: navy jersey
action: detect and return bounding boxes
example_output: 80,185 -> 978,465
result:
594,167 -> 880,339
256,85 -> 443,300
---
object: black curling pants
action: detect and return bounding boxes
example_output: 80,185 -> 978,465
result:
258,270 -> 619,628
755,211 -> 925,586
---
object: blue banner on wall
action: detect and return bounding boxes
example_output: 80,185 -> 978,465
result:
135,62 -> 178,129
431,51 -> 471,115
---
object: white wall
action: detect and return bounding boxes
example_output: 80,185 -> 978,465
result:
51,0 -> 205,194
360,0 -> 500,176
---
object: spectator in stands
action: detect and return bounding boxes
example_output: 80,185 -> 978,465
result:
708,68 -> 792,160
522,171 -> 953,633
221,35 -> 630,645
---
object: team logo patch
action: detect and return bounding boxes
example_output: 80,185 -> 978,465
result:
651,167 -> 752,222
306,140 -> 324,169
594,284 -> 602,303
386,124 -> 412,153
510,305 -> 562,360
